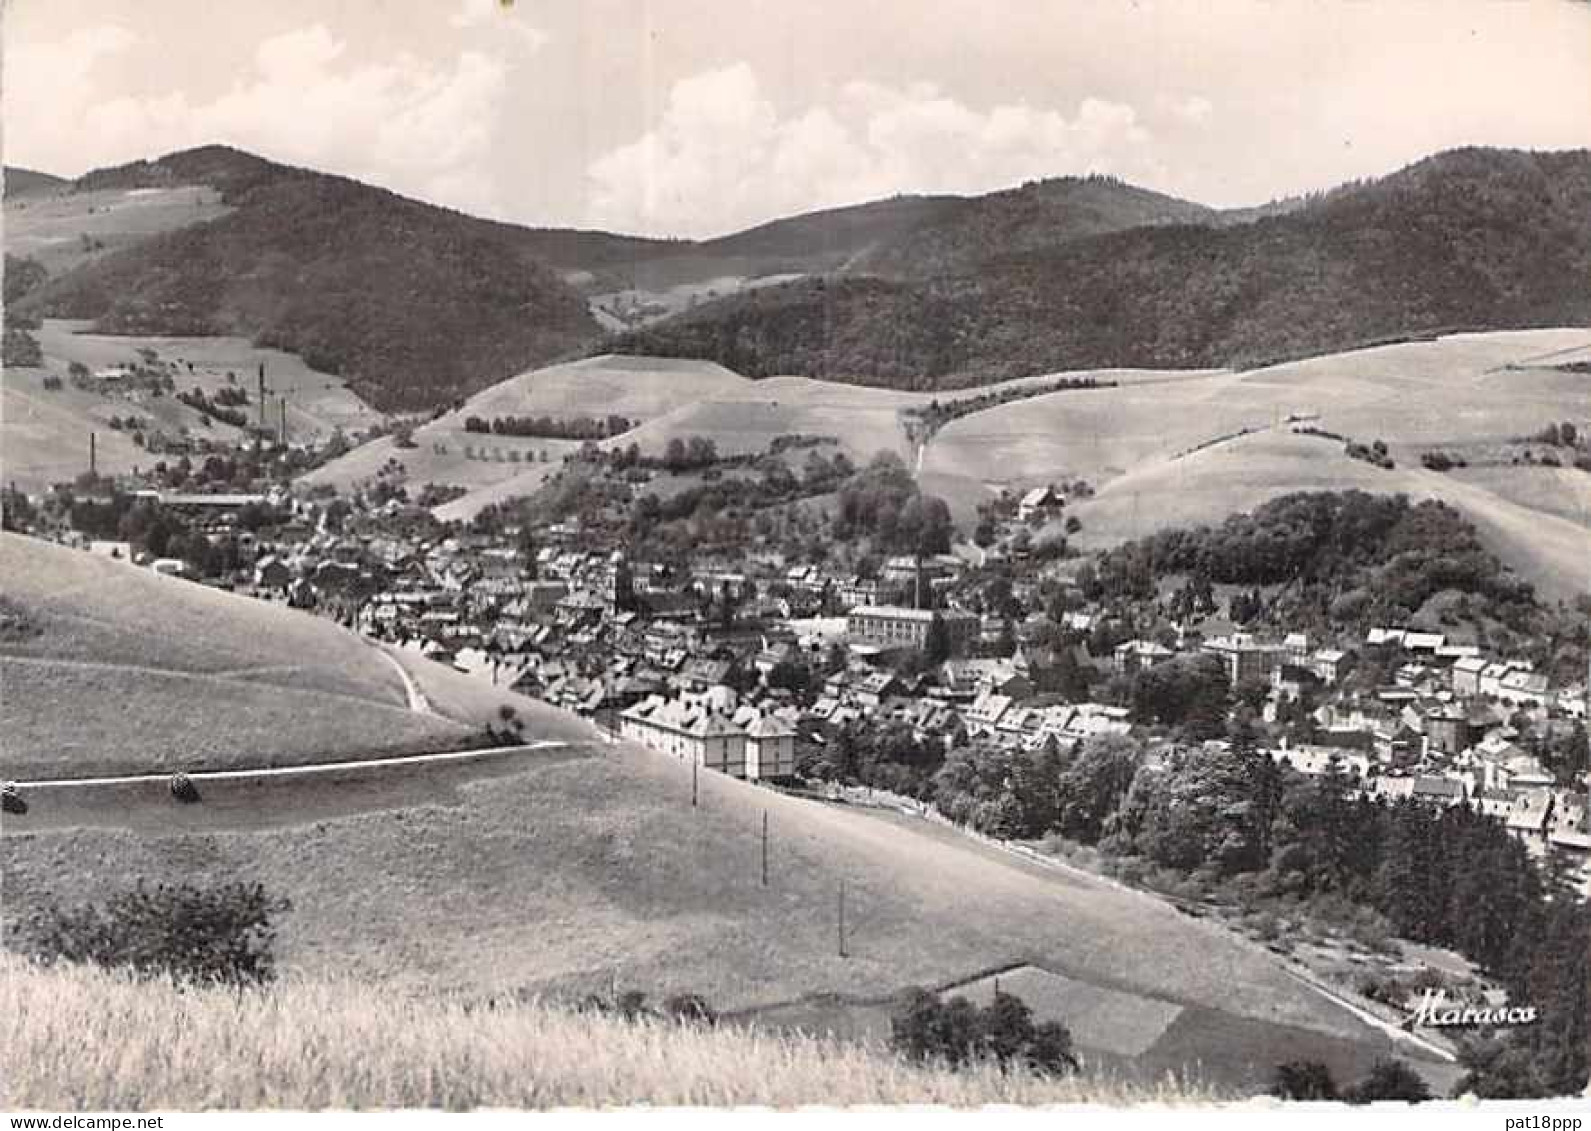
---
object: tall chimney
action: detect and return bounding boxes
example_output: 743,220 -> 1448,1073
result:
279,396 -> 287,446
257,363 -> 267,431
89,431 -> 97,477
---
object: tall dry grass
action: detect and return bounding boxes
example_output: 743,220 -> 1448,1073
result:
0,958 -> 1225,1110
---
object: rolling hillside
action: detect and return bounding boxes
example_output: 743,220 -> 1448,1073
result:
3,166 -> 68,200
608,148 -> 1591,389
0,663 -> 1426,1092
0,319 -> 382,493
0,533 -> 469,778
16,147 -> 602,412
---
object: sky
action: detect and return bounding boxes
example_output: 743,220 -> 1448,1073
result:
5,0 -> 1591,239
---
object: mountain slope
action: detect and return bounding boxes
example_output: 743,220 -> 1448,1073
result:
17,147 -> 602,412
853,175 -> 1213,278
608,148 -> 1591,388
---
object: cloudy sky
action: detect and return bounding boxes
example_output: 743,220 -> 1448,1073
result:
6,0 -> 1591,238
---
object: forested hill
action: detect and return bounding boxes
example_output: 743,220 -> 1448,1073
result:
852,175 -> 1213,278
16,147 -> 607,412
606,148 -> 1591,387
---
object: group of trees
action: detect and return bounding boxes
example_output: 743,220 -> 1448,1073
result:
891,988 -> 1077,1075
834,452 -> 954,556
1086,491 -> 1542,638
177,387 -> 251,429
795,704 -> 1587,1095
463,413 -> 631,440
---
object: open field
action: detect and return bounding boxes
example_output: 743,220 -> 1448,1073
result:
4,184 -> 230,275
311,353 -> 1214,517
923,329 -> 1591,492
0,534 -> 465,778
0,958 -> 1232,1109
1446,464 -> 1591,528
589,272 -> 805,332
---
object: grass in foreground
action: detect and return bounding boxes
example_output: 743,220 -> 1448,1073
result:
0,958 -> 1224,1110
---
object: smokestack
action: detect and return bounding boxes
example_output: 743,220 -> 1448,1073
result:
89,431 -> 97,477
279,396 -> 287,446
257,363 -> 267,431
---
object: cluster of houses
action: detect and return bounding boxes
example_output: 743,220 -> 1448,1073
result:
39,479 -> 1591,881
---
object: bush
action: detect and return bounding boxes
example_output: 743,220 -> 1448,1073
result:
1345,1058 -> 1432,1104
1271,1060 -> 1340,1101
169,772 -> 201,803
18,880 -> 290,986
1,782 -> 26,815
662,993 -> 718,1026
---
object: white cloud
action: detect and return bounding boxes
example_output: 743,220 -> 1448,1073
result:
1164,94 -> 1215,128
6,20 -> 534,220
4,24 -> 142,170
584,66 -> 1166,237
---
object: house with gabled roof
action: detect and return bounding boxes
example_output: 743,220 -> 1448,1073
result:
619,693 -> 748,777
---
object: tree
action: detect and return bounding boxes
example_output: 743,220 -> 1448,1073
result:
890,988 -> 1076,1075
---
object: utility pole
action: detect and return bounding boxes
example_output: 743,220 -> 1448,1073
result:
838,880 -> 849,958
761,810 -> 769,887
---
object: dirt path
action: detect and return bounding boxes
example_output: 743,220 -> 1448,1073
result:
369,640 -> 434,714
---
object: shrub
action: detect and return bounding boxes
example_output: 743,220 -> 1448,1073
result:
1345,1058 -> 1432,1104
17,880 -> 289,986
1271,1060 -> 1340,1101
662,993 -> 718,1026
1,782 -> 26,815
169,772 -> 201,803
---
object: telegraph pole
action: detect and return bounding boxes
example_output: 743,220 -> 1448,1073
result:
838,879 -> 847,958
761,810 -> 769,887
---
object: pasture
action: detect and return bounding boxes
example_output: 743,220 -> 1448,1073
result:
4,184 -> 230,275
0,534 -> 464,779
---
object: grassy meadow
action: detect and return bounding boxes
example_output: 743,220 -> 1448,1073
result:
4,185 -> 230,275
0,534 -> 466,778
0,957 -> 1229,1109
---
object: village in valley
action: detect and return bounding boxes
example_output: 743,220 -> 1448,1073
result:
9,391 -> 1588,897
5,7 -> 1591,1100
